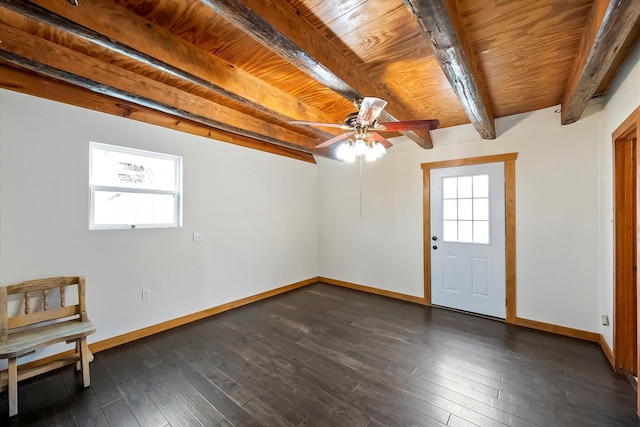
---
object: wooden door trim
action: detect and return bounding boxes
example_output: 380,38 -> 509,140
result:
613,137 -> 637,375
613,106 -> 640,141
421,153 -> 518,323
611,107 -> 640,418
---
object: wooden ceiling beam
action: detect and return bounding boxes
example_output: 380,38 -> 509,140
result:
561,0 -> 640,125
0,22 -> 319,152
404,0 -> 496,140
202,0 -> 434,149
5,0 -> 335,140
0,63 -> 316,163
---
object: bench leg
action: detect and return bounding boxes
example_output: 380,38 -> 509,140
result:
79,337 -> 91,387
75,340 -> 81,371
8,357 -> 17,417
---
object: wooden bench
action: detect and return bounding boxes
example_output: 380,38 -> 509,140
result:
0,276 -> 96,417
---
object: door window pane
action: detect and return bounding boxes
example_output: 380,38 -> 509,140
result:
473,198 -> 489,220
443,199 -> 458,220
473,175 -> 489,197
458,199 -> 473,220
441,174 -> 490,244
458,221 -> 473,242
443,177 -> 457,199
458,176 -> 473,198
443,220 -> 458,241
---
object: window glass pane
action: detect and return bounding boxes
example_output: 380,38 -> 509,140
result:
94,191 -> 175,225
443,199 -> 458,220
91,145 -> 177,191
473,174 -> 489,197
473,198 -> 489,220
458,176 -> 472,198
443,220 -> 458,241
473,220 -> 489,244
458,220 -> 473,242
458,199 -> 473,220
442,177 -> 457,199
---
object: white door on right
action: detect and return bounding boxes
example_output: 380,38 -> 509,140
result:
430,162 -> 506,319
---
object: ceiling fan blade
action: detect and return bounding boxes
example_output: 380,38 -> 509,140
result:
289,120 -> 351,130
380,119 -> 440,132
357,97 -> 388,126
371,132 -> 393,149
315,132 -> 352,148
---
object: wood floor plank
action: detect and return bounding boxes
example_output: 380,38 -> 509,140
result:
351,383 -> 450,426
115,376 -> 168,427
241,397 -> 294,427
0,377 -> 47,425
118,346 -> 178,410
89,355 -> 124,407
143,344 -> 227,426
159,401 -> 203,427
250,353 -> 371,426
176,365 -> 260,426
207,351 -> 310,426
189,357 -> 256,406
38,375 -> 78,427
101,398 -> 140,427
61,368 -> 109,427
384,365 -> 545,426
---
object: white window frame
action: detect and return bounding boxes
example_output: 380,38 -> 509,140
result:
89,142 -> 183,230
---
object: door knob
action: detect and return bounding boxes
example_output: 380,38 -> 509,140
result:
432,236 -> 438,241
432,245 -> 438,250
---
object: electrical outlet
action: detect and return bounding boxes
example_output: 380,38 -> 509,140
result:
142,288 -> 151,301
601,314 -> 609,326
193,232 -> 204,242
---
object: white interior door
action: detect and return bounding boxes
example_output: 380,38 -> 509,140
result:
430,162 -> 506,318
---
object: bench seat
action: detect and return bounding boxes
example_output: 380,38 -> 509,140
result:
0,320 -> 96,359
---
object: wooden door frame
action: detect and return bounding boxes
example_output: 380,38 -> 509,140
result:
613,131 -> 637,376
611,108 -> 640,409
421,153 -> 518,323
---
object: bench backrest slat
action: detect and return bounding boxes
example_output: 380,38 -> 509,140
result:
8,306 -> 81,329
6,276 -> 80,295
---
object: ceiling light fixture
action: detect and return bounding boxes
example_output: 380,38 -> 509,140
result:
335,129 -> 386,163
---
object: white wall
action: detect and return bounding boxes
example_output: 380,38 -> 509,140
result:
319,101 -> 604,333
0,90 -> 319,364
598,39 -> 640,349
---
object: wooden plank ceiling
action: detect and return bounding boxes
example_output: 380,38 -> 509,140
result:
1,0 -> 639,162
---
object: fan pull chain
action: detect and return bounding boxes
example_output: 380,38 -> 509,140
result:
359,155 -> 363,218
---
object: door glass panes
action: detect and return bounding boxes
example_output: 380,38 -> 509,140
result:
458,176 -> 472,198
443,199 -> 457,220
441,174 -> 490,244
458,199 -> 473,220
442,177 -> 458,199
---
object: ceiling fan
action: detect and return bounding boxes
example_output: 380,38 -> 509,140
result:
290,97 -> 440,162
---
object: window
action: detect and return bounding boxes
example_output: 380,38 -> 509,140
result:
441,174 -> 490,244
89,142 -> 182,230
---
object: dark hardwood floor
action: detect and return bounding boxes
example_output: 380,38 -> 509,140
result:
1,283 -> 637,426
